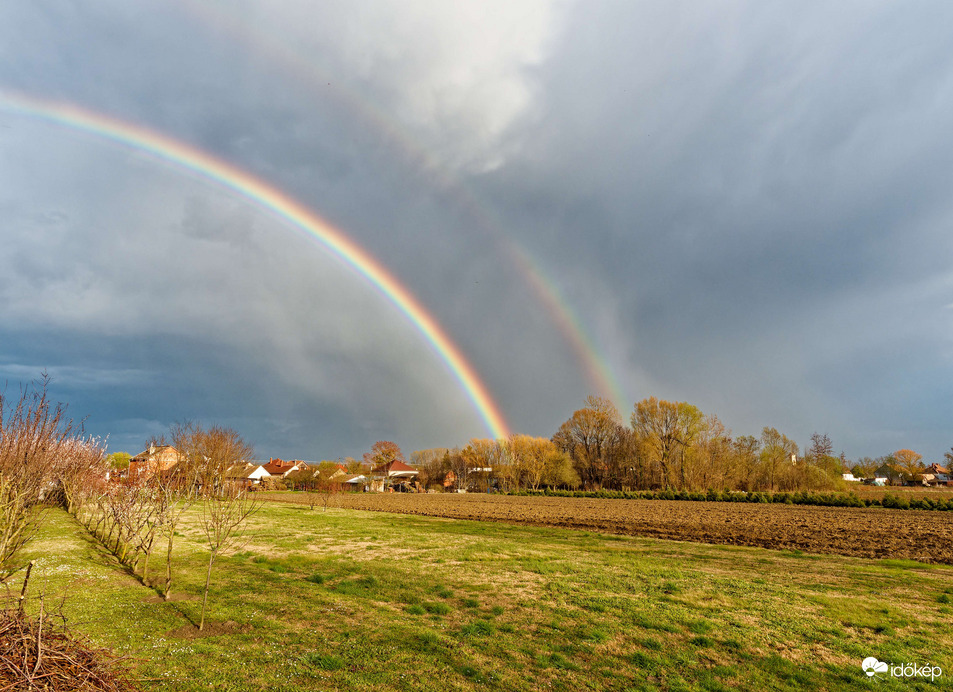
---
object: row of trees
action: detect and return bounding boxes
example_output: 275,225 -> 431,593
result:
0,376 -> 107,582
411,436 -> 577,492
0,374 -> 262,632
851,448 -> 951,484
408,396 -> 868,493
70,423 -> 258,630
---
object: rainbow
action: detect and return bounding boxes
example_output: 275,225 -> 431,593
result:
173,0 -> 631,413
0,90 -> 511,440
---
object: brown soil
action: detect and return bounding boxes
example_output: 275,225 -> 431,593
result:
270,493 -> 953,565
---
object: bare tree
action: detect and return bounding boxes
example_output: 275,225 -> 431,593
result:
0,375 -> 101,580
555,396 -> 630,489
631,398 -> 705,491
199,482 -> 258,630
185,425 -> 258,630
314,467 -> 342,511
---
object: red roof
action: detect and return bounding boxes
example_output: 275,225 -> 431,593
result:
263,458 -> 298,474
372,459 -> 417,475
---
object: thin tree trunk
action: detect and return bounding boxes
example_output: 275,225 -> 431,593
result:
164,530 -> 174,601
199,550 -> 216,631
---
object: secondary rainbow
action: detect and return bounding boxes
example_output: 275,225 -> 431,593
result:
0,90 -> 511,440
174,0 -> 632,412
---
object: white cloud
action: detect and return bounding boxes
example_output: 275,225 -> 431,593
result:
198,0 -> 569,171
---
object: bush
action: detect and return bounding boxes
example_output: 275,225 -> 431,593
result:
511,487 -> 949,511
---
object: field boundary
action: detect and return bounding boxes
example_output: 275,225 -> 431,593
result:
511,488 -> 953,511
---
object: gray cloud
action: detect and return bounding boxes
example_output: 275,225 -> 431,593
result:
1,0 -> 951,461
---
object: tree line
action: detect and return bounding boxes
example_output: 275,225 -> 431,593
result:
410,396 -> 939,493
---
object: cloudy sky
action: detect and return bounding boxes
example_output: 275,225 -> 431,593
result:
1,1 -> 951,462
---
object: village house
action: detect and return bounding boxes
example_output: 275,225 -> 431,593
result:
262,458 -> 303,477
341,474 -> 367,491
128,444 -> 180,481
875,463 -> 904,486
922,463 -> 951,487
370,459 -> 419,492
224,463 -> 272,489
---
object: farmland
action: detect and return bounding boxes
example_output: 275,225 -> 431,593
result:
10,497 -> 953,691
263,492 -> 953,564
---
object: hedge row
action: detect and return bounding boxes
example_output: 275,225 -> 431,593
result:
509,488 -> 953,511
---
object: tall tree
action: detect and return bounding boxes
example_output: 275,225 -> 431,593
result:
851,457 -> 877,479
630,397 -> 704,490
460,439 -> 504,492
364,441 -> 404,468
807,433 -> 834,461
553,396 -> 628,489
893,449 -> 924,480
690,415 -> 735,491
759,427 -> 799,491
411,448 -> 451,488
732,435 -> 761,491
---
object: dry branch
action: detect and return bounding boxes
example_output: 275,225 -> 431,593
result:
0,602 -> 140,692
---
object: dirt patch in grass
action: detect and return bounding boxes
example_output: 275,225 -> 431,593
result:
142,593 -> 199,604
167,620 -> 251,639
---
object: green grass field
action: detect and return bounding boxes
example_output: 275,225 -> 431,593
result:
9,502 -> 953,691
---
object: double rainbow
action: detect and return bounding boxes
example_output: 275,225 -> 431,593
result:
0,91 -> 511,440
174,0 -> 631,412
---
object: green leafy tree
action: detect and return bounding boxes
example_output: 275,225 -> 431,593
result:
106,451 -> 131,471
852,457 -> 877,479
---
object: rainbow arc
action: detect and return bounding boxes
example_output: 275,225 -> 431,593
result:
0,91 -> 511,440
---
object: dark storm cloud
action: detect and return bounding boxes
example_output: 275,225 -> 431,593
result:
478,1 -> 953,457
1,0 -> 951,460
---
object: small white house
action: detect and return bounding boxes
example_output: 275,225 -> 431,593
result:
841,472 -> 860,482
225,463 -> 272,488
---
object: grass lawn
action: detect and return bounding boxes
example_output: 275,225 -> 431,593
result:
9,502 -> 953,691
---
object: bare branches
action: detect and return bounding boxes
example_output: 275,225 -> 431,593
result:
1,586 -> 140,691
169,423 -> 258,630
0,375 -> 106,581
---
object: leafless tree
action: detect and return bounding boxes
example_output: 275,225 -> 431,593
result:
180,425 -> 258,630
0,375 -> 102,581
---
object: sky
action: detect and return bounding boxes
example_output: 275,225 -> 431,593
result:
1,1 -> 951,463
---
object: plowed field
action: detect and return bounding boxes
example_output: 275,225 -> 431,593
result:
269,492 -> 953,564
